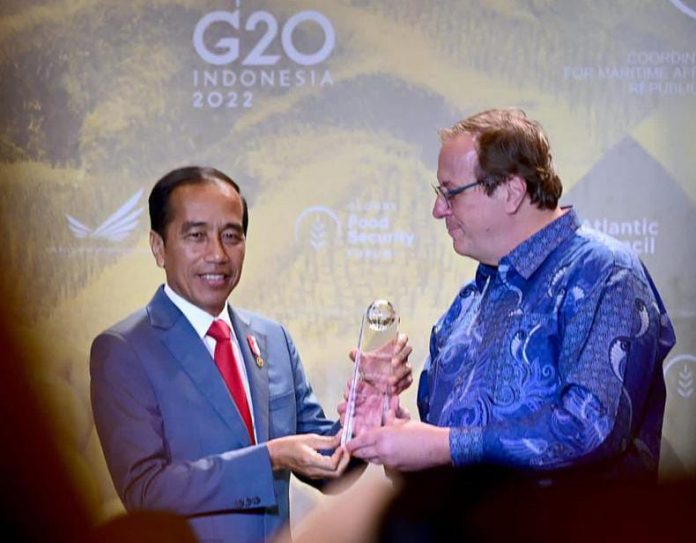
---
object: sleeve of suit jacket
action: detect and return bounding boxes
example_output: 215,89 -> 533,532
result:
90,329 -> 278,515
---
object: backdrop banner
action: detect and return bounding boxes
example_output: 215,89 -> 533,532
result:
1,0 -> 694,522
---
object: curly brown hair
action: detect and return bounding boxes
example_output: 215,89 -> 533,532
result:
441,109 -> 562,209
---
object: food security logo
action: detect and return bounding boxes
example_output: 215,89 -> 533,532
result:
294,203 -> 415,262
664,354 -> 696,400
192,1 -> 335,110
294,206 -> 342,251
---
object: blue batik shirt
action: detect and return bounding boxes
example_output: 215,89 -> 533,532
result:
418,208 -> 675,476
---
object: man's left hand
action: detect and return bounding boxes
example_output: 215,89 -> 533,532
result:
348,333 -> 413,394
388,333 -> 413,394
344,418 -> 451,471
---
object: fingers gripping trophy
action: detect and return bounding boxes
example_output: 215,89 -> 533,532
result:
341,300 -> 399,446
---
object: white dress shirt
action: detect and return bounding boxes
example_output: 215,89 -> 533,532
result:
163,284 -> 256,438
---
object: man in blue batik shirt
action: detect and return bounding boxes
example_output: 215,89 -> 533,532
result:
347,108 -> 675,480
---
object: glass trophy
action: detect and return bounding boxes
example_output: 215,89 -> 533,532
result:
341,299 -> 399,446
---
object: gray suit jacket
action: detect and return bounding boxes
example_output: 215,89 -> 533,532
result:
90,286 -> 336,543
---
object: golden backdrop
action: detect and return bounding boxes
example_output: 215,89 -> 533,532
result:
1,0 -> 695,524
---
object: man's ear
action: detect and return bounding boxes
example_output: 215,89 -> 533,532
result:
504,175 -> 527,214
150,231 -> 165,268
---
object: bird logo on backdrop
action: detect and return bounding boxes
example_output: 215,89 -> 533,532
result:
66,189 -> 144,242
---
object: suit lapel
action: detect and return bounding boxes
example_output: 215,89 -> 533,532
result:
230,307 -> 270,444
148,288 -> 252,446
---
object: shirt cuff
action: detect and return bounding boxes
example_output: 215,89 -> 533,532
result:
449,427 -> 484,466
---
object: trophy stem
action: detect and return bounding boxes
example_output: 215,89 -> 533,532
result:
341,299 -> 399,446
341,313 -> 366,447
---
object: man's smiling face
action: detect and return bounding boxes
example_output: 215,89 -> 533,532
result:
150,179 -> 246,316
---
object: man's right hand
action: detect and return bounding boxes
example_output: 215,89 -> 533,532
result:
266,433 -> 349,479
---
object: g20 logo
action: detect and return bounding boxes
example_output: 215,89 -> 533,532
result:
193,10 -> 335,66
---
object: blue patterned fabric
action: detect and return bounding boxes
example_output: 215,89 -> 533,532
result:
417,208 -> 675,476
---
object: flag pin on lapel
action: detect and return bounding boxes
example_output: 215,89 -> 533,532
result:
247,335 -> 264,368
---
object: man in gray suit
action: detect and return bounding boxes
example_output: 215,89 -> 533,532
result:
90,166 -> 411,543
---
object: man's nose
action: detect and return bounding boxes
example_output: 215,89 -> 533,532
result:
432,195 -> 450,219
206,235 -> 229,262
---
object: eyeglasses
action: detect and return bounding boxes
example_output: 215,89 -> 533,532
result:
432,180 -> 480,207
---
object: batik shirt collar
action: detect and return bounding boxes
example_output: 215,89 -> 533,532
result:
499,206 -> 580,282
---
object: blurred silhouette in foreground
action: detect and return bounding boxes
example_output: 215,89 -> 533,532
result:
0,320 -> 196,543
0,321 -> 92,542
377,465 -> 695,543
88,511 -> 197,543
281,463 -> 696,543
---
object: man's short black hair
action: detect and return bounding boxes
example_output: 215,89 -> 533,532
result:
149,166 -> 249,239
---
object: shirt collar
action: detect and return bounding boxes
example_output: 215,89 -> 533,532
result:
489,206 -> 580,282
163,284 -> 233,339
474,263 -> 497,291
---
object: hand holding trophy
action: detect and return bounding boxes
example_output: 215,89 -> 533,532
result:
341,300 -> 400,446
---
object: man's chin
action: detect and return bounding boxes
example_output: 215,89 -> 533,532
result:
199,298 -> 231,317
452,239 -> 472,258
196,286 -> 236,312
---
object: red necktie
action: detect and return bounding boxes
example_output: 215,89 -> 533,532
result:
207,319 -> 255,444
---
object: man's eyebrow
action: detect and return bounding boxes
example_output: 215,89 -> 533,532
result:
222,223 -> 244,233
180,221 -> 207,232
